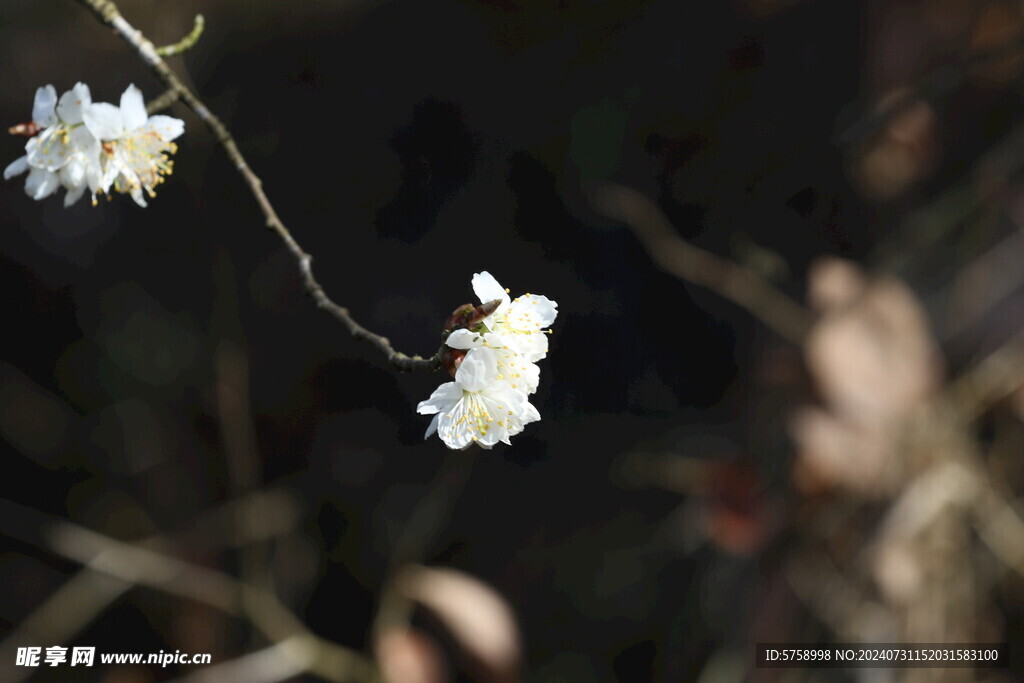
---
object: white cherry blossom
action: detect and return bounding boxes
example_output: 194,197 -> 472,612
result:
470,271 -> 558,362
417,347 -> 540,450
4,83 -> 103,207
82,84 -> 184,207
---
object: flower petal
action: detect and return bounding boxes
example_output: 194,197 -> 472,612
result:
57,82 -> 92,124
128,184 -> 148,208
63,184 -> 86,207
502,330 -> 549,363
520,400 -> 541,425
120,84 -> 147,131
508,294 -> 558,329
455,348 -> 498,393
85,154 -> 103,194
69,125 -> 100,157
60,158 -> 86,189
4,156 -> 29,179
83,102 -> 123,140
472,272 -> 510,308
33,85 -> 58,127
146,115 -> 185,141
445,328 -> 485,350
25,167 -> 59,200
417,382 -> 463,415
26,128 -> 71,172
424,413 -> 441,439
435,394 -> 488,449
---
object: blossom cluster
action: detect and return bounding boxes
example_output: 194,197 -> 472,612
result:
5,83 -> 184,207
418,272 -> 558,449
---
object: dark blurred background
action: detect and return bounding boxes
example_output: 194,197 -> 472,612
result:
2,0 -> 1024,681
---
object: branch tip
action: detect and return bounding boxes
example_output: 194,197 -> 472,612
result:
155,14 -> 205,57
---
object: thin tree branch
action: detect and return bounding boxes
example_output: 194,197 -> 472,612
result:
0,498 -> 382,683
592,183 -> 815,344
146,87 -> 181,115
155,14 -> 204,57
946,327 -> 1024,421
170,639 -> 309,683
74,0 -> 440,372
0,489 -> 301,683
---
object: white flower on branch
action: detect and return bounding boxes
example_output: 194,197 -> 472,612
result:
418,347 -> 541,450
82,84 -> 184,207
470,271 -> 558,362
4,83 -> 104,207
5,83 -> 184,208
445,328 -> 541,395
419,272 -> 556,449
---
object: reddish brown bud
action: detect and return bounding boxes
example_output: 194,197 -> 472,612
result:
442,299 -> 501,339
440,346 -> 467,379
8,122 -> 40,137
443,304 -> 476,337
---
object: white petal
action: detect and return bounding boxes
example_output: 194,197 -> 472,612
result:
97,160 -> 121,196
120,84 -> 147,131
520,400 -> 541,425
57,82 -> 92,124
86,161 -> 103,194
32,85 -> 58,127
455,347 -> 498,393
417,382 -> 463,415
26,127 -> 71,172
519,359 -> 541,394
441,426 -> 476,450
25,167 -> 59,200
83,102 -> 123,140
472,272 -> 510,307
508,294 -> 558,329
4,156 -> 29,179
69,125 -> 100,157
60,158 -> 86,189
502,331 -> 549,363
424,413 -> 440,439
476,427 -> 501,448
436,398 -> 479,450
146,115 -> 185,141
445,328 -> 485,350
129,184 -> 148,208
63,184 -> 86,207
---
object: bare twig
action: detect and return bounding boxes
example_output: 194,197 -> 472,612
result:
74,0 -> 440,373
973,481 -> 1024,581
946,328 -> 1024,420
373,449 -> 477,639
0,489 -> 301,683
592,183 -> 815,344
155,14 -> 204,57
0,498 -> 382,683
170,639 -> 309,683
146,87 -> 181,115
942,226 -> 1024,339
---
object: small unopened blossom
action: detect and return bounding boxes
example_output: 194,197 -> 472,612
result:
82,84 -> 184,207
470,271 -> 558,362
4,83 -> 103,206
417,347 -> 540,450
